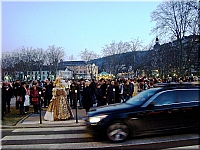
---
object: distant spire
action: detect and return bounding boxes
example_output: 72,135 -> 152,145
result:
153,36 -> 160,50
155,36 -> 159,44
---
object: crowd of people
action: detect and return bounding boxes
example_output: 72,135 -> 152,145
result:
1,75 -> 196,120
1,79 -> 54,120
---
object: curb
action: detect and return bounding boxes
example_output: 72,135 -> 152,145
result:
15,112 -> 33,126
2,105 -> 87,129
2,119 -> 86,129
1,113 -> 33,129
2,112 -> 87,129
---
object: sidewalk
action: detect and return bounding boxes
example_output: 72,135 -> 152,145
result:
2,108 -> 87,129
2,97 -> 87,128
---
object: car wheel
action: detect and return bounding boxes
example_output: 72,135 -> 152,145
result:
106,121 -> 129,142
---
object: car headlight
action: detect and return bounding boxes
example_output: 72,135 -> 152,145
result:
88,115 -> 108,123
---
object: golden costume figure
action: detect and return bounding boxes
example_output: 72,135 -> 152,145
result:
44,77 -> 74,121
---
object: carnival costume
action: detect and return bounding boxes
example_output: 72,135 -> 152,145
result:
44,77 -> 74,121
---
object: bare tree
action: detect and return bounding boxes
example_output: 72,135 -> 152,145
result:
151,0 -> 198,77
101,41 -> 129,57
126,38 -> 143,70
142,39 -> 156,76
1,47 -> 33,80
80,48 -> 100,62
1,52 -> 17,80
186,0 -> 199,35
2,45 -> 65,80
31,48 -> 46,79
151,0 -> 198,40
101,41 -> 130,75
46,45 -> 65,78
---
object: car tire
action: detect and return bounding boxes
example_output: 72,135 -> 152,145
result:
106,121 -> 129,142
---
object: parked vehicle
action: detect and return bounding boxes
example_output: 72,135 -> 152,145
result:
85,82 -> 199,142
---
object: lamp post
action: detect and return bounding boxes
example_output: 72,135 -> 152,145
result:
113,88 -> 115,103
73,66 -> 77,80
88,63 -> 95,79
75,90 -> 78,123
39,91 -> 42,124
20,72 -> 23,81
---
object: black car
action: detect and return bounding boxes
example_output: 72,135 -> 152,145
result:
85,82 -> 199,142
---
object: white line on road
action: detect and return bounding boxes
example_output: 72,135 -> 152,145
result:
1,133 -> 92,141
12,126 -> 86,132
162,145 -> 200,149
0,142 -> 116,149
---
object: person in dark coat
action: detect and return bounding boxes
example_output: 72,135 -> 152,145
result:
18,82 -> 26,115
114,80 -> 120,103
100,78 -> 107,106
70,81 -> 77,109
44,79 -> 53,107
2,81 -> 13,114
95,83 -> 103,107
89,79 -> 97,105
2,82 -> 6,120
123,80 -> 132,101
78,79 -> 85,108
82,81 -> 93,114
107,80 -> 115,104
13,80 -> 21,109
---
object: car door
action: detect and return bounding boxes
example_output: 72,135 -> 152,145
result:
136,90 -> 180,133
175,89 -> 200,128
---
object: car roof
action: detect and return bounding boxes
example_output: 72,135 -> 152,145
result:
153,82 -> 200,90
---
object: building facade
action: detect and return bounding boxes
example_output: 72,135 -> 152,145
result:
2,61 -> 98,81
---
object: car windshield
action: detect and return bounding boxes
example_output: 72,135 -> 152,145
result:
126,88 -> 161,106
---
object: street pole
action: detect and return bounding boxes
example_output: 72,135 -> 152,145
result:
113,88 -> 115,103
75,90 -> 78,123
39,91 -> 42,124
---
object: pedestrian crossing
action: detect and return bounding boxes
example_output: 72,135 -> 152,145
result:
1,126 -> 113,149
1,126 -> 199,149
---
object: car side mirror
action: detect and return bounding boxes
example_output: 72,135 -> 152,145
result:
147,102 -> 155,108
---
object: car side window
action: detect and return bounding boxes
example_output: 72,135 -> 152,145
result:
176,89 -> 199,103
152,90 -> 176,106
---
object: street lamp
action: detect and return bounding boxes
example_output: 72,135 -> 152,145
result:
20,72 -> 23,81
73,66 -> 77,80
88,63 -> 95,79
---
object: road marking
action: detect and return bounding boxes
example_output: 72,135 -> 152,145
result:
162,145 -> 200,149
12,126 -> 86,132
1,126 -> 199,150
2,133 -> 92,140
0,142 -> 119,149
2,142 -> 200,150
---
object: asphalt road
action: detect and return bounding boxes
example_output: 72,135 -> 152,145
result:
1,126 -> 199,149
1,97 -> 199,149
